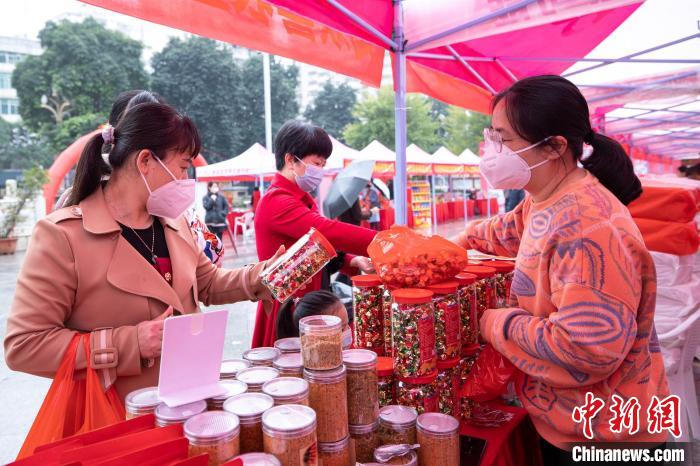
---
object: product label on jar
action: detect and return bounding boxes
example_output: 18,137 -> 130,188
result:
445,303 -> 460,354
418,314 -> 436,373
301,439 -> 318,466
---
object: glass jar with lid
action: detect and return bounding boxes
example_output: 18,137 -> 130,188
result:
416,412 -> 460,466
262,404 -> 318,466
184,411 -> 240,465
155,400 -> 207,427
351,274 -> 385,354
220,358 -> 251,380
349,420 -> 380,463
396,371 -> 438,414
486,261 -> 515,308
274,337 -> 301,354
262,377 -> 309,406
304,365 -> 349,443
318,436 -> 352,466
378,405 -> 418,446
243,347 -> 281,367
436,359 -> 461,419
299,314 -> 343,370
343,349 -> 379,425
224,392 -> 275,454
272,352 -> 303,378
236,366 -> 279,393
391,289 -> 436,378
455,272 -> 478,348
125,386 -> 160,419
377,356 -> 395,407
207,379 -> 248,411
426,281 -> 461,362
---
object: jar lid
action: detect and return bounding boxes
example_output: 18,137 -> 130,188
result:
462,266 -> 496,278
243,347 -> 281,364
309,227 -> 338,258
125,386 -> 160,410
342,349 -> 378,369
262,377 -> 309,400
376,357 -> 394,376
303,365 -> 346,383
184,411 -> 240,441
461,344 -> 481,357
318,435 -> 350,453
455,272 -> 477,286
221,358 -> 251,377
299,314 -> 342,334
237,366 -> 280,386
224,393 -> 275,418
379,405 -> 418,427
417,412 -> 459,434
155,400 -> 207,422
232,453 -> 282,466
351,274 -> 383,287
436,357 -> 460,370
485,260 -> 516,272
209,379 -> 248,401
392,288 -> 434,304
274,337 -> 301,353
262,404 -> 316,432
349,420 -> 379,435
399,370 -> 437,385
272,353 -> 303,371
427,281 -> 459,295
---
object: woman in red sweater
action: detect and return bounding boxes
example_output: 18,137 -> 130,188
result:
253,121 -> 376,347
454,76 -> 670,464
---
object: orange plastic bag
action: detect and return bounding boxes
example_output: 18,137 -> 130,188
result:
16,333 -> 125,459
368,225 -> 468,288
461,345 -> 517,403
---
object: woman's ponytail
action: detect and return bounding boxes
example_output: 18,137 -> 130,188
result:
66,133 -> 111,206
582,133 -> 642,205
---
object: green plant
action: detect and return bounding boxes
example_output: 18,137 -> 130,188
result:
0,166 -> 49,239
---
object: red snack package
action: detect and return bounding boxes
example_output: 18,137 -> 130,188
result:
461,345 -> 516,403
368,226 -> 468,288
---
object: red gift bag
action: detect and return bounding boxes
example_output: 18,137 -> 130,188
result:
16,334 -> 125,459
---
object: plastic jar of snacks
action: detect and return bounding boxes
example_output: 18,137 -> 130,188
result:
207,379 -> 248,411
304,365 -> 349,443
262,377 -> 309,406
416,412 -> 460,466
155,400 -> 207,427
125,386 -> 160,419
342,327 -> 353,350
243,347 -> 281,367
436,359 -> 461,419
396,371 -> 438,414
236,366 -> 279,393
185,411 -> 240,465
260,227 -> 337,302
221,358 -> 251,380
230,452 -> 281,465
262,404 -> 317,466
459,349 -> 479,420
299,315 -> 343,370
462,265 -> 497,321
318,436 -> 352,466
272,353 -> 303,378
349,421 -> 380,463
351,274 -> 385,354
374,445 -> 419,466
455,272 -> 478,348
224,393 -> 275,454
487,261 -> 515,308
382,286 -> 395,356
274,337 -> 301,354
377,356 -> 395,407
343,349 -> 379,425
426,281 -> 461,362
391,289 -> 436,378
378,405 -> 418,445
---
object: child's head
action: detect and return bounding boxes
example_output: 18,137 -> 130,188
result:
276,290 -> 348,339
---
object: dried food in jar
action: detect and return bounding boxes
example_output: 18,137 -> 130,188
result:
243,347 -> 281,367
221,358 -> 251,380
274,337 -> 301,354
155,400 -> 207,427
236,366 -> 279,393
416,412 -> 460,466
300,315 -> 343,370
349,421 -> 380,464
125,386 -> 160,419
304,365 -> 349,443
378,405 -> 418,446
262,377 -> 309,406
262,404 -> 318,466
224,393 -> 275,454
207,379 -> 248,411
343,349 -> 379,425
272,352 -> 303,378
318,436 -> 351,466
185,411 -> 240,465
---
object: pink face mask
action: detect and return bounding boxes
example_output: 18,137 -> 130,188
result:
479,129 -> 551,190
139,155 -> 195,219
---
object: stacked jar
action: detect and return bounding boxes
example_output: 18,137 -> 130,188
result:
487,261 -> 516,308
125,387 -> 160,420
459,346 -> 480,420
206,379 -> 248,411
344,349 -> 380,464
155,400 -> 207,427
262,377 -> 309,406
391,289 -> 436,378
260,227 -> 337,303
351,274 -> 385,355
455,272 -> 478,350
300,315 -> 351,463
220,359 -> 251,380
236,366 -> 280,393
381,286 -> 396,356
184,411 -> 241,464
396,371 -> 438,414
377,356 -> 395,407
462,265 -> 497,343
416,413 -> 460,466
272,353 -> 303,378
224,393 -> 275,454
274,337 -> 301,354
435,359 -> 461,419
426,281 -> 461,363
262,404 -> 317,466
243,347 -> 281,367
378,405 -> 418,446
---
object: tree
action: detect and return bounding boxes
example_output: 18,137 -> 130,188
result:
0,120 -> 55,170
344,87 -> 439,152
152,37 -> 243,163
48,113 -> 105,154
237,54 -> 300,152
443,107 -> 490,155
304,80 -> 357,141
12,18 -> 148,131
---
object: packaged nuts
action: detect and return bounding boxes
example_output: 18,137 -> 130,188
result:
299,315 -> 343,370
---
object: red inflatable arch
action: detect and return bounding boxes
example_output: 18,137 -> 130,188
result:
44,131 -> 208,212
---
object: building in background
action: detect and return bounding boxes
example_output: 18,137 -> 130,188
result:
0,36 -> 41,123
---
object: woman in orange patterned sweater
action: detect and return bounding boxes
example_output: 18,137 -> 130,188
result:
454,76 -> 670,464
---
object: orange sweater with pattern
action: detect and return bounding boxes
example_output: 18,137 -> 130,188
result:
460,172 -> 669,449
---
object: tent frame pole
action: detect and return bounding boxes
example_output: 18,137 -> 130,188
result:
494,58 -> 517,82
393,0 -> 408,226
431,174 -> 437,234
326,0 -> 397,49
446,45 -> 496,94
607,113 -> 700,134
588,71 -> 697,103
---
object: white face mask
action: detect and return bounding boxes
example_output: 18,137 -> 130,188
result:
479,129 -> 551,190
